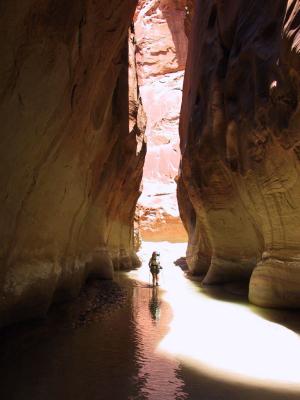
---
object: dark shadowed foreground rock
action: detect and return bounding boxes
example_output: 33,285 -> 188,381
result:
0,0 -> 146,327
178,0 -> 300,308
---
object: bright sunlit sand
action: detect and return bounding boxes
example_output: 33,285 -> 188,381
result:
130,241 -> 300,390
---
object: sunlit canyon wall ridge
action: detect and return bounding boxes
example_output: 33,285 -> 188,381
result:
178,0 -> 300,308
134,0 -> 189,242
0,0 -> 145,327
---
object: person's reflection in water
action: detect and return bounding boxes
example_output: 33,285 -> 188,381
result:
149,287 -> 161,323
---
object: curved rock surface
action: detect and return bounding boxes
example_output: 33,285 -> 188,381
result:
0,0 -> 145,327
134,0 -> 188,242
179,0 -> 300,308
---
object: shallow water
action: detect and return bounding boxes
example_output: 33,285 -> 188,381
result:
1,242 -> 300,399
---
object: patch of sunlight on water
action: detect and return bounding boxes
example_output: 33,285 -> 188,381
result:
129,241 -> 300,389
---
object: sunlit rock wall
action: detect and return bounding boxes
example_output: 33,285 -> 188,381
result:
178,0 -> 300,308
0,0 -> 146,327
134,0 -> 188,242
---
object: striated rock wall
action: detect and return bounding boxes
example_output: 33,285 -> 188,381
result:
0,0 -> 146,327
134,0 -> 188,242
179,0 -> 300,308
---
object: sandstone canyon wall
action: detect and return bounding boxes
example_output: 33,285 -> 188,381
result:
0,0 -> 146,327
179,0 -> 300,308
134,0 -> 189,242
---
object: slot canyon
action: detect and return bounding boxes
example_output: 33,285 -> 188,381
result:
1,1 -> 300,399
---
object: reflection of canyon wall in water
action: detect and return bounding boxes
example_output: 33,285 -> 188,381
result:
0,1 -> 146,327
178,1 -> 300,308
134,0 -> 189,242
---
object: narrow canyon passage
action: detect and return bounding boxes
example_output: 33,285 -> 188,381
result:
2,1 -> 300,399
134,0 -> 188,243
1,243 -> 300,400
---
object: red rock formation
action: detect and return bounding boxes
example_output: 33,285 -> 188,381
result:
134,0 -> 188,242
0,0 -> 146,327
184,0 -> 194,37
179,0 -> 300,307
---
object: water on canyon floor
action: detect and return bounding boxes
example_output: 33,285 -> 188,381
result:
1,242 -> 300,400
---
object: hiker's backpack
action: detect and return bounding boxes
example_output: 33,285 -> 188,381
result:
149,258 -> 160,274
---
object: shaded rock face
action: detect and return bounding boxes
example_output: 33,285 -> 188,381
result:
134,0 -> 188,242
0,0 -> 146,327
183,0 -> 194,37
179,0 -> 300,308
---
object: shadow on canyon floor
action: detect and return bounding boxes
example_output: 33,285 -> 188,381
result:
179,363 -> 300,400
0,279 -> 127,361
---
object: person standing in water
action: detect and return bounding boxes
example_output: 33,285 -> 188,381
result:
148,251 -> 162,287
